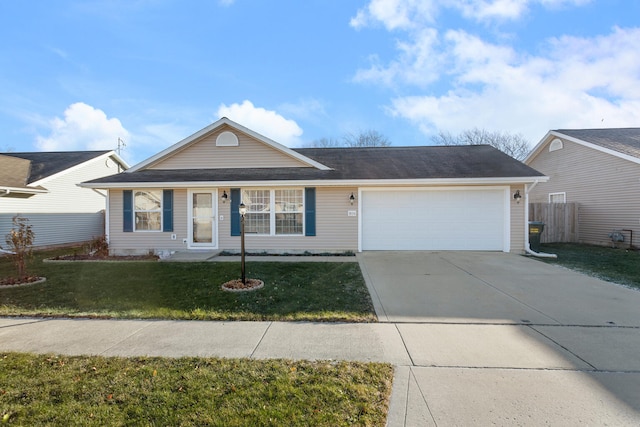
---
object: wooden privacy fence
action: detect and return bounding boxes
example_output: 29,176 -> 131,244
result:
529,203 -> 579,243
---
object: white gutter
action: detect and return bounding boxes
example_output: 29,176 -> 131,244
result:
0,186 -> 48,196
80,176 -> 549,190
524,180 -> 557,258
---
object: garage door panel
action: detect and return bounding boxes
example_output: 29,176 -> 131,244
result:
362,189 -> 506,251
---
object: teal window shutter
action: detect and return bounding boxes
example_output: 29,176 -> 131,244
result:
123,190 -> 133,232
163,190 -> 173,232
305,187 -> 316,236
231,188 -> 241,236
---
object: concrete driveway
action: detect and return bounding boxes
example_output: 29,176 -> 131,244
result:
357,251 -> 640,425
358,250 -> 640,326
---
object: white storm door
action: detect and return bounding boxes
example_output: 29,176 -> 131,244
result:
188,190 -> 217,249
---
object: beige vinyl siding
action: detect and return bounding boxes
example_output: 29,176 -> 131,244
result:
148,125 -> 308,170
510,184 -> 526,253
108,184 -> 529,254
218,187 -> 358,252
527,138 -> 640,247
108,189 -> 189,255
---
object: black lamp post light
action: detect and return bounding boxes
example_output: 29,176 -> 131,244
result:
221,198 -> 264,292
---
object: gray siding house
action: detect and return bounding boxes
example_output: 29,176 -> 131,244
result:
0,150 -> 128,248
525,128 -> 640,248
82,118 -> 547,256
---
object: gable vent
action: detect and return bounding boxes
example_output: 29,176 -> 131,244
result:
216,131 -> 239,147
549,138 -> 563,152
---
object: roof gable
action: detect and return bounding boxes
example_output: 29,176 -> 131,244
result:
128,117 -> 331,173
2,150 -> 127,184
525,128 -> 640,165
0,154 -> 31,188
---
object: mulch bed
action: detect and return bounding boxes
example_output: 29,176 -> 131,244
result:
221,278 -> 264,292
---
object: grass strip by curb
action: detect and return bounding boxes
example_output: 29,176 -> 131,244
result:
0,352 -> 393,426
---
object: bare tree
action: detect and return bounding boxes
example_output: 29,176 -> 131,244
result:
432,128 -> 531,160
343,129 -> 391,147
306,130 -> 392,148
307,137 -> 342,148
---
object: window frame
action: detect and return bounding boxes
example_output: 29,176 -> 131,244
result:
241,188 -> 305,236
548,192 -> 566,203
133,189 -> 163,232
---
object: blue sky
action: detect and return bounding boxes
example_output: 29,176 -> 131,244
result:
1,0 -> 639,164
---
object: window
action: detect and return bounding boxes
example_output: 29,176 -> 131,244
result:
134,190 -> 162,231
243,189 -> 271,234
241,189 -> 304,235
275,189 -> 303,235
549,192 -> 566,203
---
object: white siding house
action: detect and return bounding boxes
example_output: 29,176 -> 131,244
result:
0,151 -> 128,248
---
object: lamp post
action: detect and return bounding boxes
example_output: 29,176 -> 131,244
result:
239,202 -> 247,285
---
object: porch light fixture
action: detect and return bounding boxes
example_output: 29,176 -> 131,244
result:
221,190 -> 228,203
349,193 -> 356,205
513,190 -> 522,204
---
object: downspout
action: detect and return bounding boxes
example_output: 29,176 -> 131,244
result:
524,181 -> 557,258
0,189 -> 10,197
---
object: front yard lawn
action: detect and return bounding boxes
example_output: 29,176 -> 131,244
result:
0,249 -> 376,322
0,352 -> 393,426
539,243 -> 640,290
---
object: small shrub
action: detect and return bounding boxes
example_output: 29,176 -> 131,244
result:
85,235 -> 109,257
4,215 -> 35,278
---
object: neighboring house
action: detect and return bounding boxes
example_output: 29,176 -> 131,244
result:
0,150 -> 129,248
524,128 -> 640,248
81,118 -> 547,256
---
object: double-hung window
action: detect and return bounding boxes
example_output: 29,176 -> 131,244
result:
241,189 -> 304,235
134,190 -> 162,231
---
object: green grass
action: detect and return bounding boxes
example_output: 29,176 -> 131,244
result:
539,243 -> 640,289
0,352 -> 393,426
0,249 -> 376,322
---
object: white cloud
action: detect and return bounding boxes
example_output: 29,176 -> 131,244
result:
353,0 -> 592,29
36,102 -> 129,152
216,100 -> 304,146
350,0 -> 437,30
354,28 -> 441,87
388,27 -> 640,143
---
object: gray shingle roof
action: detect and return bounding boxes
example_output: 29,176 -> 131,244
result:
84,145 -> 543,185
1,151 -> 111,183
555,128 -> 640,159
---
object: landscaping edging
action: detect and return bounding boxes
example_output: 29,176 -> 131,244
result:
0,277 -> 46,289
221,279 -> 265,292
44,257 -> 159,263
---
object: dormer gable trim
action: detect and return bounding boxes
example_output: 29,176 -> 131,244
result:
127,117 -> 331,173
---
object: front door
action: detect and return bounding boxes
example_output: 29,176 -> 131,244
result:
188,189 -> 217,249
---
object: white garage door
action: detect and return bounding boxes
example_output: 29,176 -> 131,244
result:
361,188 -> 507,251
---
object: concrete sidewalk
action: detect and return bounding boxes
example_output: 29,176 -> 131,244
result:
1,317 -> 639,425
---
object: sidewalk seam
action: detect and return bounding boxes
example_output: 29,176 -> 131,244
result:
249,321 -> 273,359
394,324 -> 416,367
98,321 -> 156,356
527,325 -> 598,371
